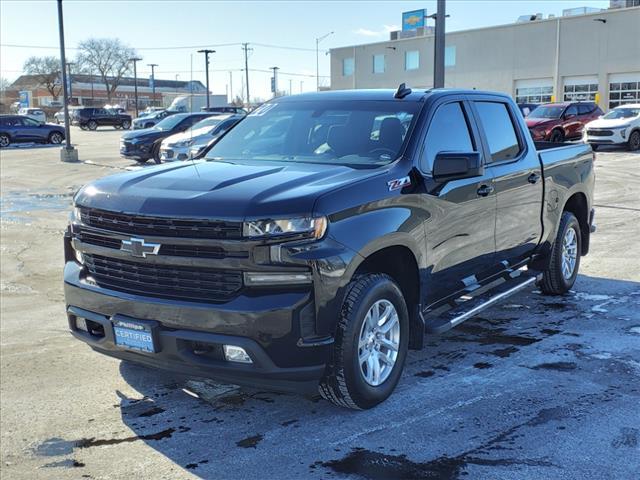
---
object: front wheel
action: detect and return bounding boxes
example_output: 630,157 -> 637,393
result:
540,211 -> 581,295
549,129 -> 564,143
87,120 -> 97,131
121,120 -> 131,130
48,132 -> 64,144
319,274 -> 409,409
0,134 -> 10,148
627,130 -> 640,151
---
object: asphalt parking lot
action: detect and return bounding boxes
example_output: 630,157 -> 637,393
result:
1,129 -> 639,480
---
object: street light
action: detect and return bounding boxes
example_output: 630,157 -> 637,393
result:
65,62 -> 75,105
428,1 -> 450,89
128,57 -> 142,116
316,31 -> 333,91
271,66 -> 280,98
56,0 -> 77,162
197,49 -> 215,109
147,63 -> 158,106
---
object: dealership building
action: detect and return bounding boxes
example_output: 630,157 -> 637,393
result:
330,2 -> 640,111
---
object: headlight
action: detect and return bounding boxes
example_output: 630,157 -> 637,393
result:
243,216 -> 327,239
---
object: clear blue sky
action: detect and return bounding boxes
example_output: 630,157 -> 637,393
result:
1,0 -> 609,100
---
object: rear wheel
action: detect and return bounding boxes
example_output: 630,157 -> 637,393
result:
628,131 -> 640,151
87,120 -> 97,131
549,129 -> 564,143
540,211 -> 581,295
121,120 -> 131,130
319,274 -> 409,409
48,132 -> 64,144
0,134 -> 10,148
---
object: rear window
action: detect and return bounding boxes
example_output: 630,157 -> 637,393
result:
205,100 -> 420,168
474,102 -> 522,163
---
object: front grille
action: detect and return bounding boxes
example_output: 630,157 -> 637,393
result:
587,129 -> 613,137
78,208 -> 243,240
84,254 -> 243,302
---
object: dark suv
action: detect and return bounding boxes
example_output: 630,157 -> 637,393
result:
201,106 -> 247,115
72,108 -> 132,131
526,101 -> 602,142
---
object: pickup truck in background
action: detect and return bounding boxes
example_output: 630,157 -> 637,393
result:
64,88 -> 595,409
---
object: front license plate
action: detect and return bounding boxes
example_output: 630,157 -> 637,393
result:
113,318 -> 156,353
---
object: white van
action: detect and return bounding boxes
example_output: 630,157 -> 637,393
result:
18,108 -> 46,123
168,94 -> 228,113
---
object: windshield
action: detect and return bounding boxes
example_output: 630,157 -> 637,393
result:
603,107 -> 640,119
204,100 -> 419,167
528,105 -> 565,119
191,116 -> 223,131
154,114 -> 187,131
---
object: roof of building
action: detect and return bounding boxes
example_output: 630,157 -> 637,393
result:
9,74 -> 205,90
277,88 -> 511,102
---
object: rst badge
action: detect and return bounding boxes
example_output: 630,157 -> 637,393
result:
387,176 -> 411,191
120,237 -> 161,258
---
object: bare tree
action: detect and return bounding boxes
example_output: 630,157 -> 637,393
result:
0,77 -> 10,93
76,38 -> 136,102
23,56 -> 63,99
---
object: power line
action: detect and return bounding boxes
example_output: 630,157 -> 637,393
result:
1,42 -> 242,51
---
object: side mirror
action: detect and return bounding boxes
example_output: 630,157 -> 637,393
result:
432,152 -> 484,182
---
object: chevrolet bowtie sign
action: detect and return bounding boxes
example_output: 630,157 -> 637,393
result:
120,237 -> 161,258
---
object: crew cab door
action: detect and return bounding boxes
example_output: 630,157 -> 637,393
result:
469,98 -> 543,266
419,99 -> 497,304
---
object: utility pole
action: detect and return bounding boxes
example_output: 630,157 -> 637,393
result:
175,74 -> 179,94
316,31 -> 333,91
147,63 -> 158,106
56,0 -> 77,162
89,67 -> 94,103
300,80 -> 304,93
66,62 -> 74,105
229,71 -> 233,103
433,0 -> 446,88
197,49 -> 215,109
128,57 -> 142,117
242,43 -> 252,108
289,79 -> 293,96
271,67 -> 279,98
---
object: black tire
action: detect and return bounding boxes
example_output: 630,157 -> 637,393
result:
319,274 -> 409,410
80,124 -> 88,130
0,133 -> 10,148
87,120 -> 98,131
121,120 -> 131,130
152,143 -> 162,164
627,130 -> 640,152
114,125 -> 122,130
549,129 -> 564,143
134,159 -> 149,164
48,132 -> 64,144
540,211 -> 581,295
590,144 -> 599,151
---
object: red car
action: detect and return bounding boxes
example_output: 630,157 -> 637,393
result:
526,102 -> 603,142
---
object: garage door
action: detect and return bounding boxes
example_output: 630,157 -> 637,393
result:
514,78 -> 553,104
609,72 -> 640,110
563,75 -> 599,102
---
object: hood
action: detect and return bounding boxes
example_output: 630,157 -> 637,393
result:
74,160 -> 381,219
585,117 -> 636,129
121,128 -> 164,141
525,118 -> 555,128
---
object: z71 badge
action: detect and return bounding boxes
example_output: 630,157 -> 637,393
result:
387,176 -> 411,191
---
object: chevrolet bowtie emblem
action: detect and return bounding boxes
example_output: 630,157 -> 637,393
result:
120,237 -> 161,258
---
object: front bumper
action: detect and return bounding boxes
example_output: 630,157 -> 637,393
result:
584,128 -> 629,145
64,261 -> 329,393
160,146 -> 190,162
120,142 -> 152,160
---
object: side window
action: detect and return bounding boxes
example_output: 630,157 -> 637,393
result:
474,102 -> 522,163
422,102 -> 475,172
565,105 -> 578,117
22,117 -> 40,127
578,104 -> 593,115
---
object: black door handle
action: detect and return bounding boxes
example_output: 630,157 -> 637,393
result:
477,184 -> 494,197
528,172 -> 541,184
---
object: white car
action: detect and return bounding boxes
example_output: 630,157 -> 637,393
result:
159,114 -> 242,162
584,104 -> 640,151
18,108 -> 46,123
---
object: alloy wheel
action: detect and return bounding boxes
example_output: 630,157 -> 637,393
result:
357,299 -> 400,386
561,226 -> 578,279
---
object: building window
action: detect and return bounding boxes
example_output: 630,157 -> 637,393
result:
564,83 -> 598,102
405,51 -> 419,71
515,86 -> 553,104
445,46 -> 456,67
373,54 -> 385,74
343,58 -> 354,77
609,81 -> 639,109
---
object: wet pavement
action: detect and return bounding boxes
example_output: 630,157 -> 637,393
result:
0,133 -> 639,480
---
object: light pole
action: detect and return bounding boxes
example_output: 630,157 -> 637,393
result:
147,63 -> 158,106
271,66 -> 279,98
66,62 -> 75,105
56,0 -> 77,162
128,57 -> 142,116
197,49 -> 215,110
175,74 -> 179,95
430,0 -> 447,89
316,31 -> 333,91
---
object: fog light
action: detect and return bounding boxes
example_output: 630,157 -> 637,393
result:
223,345 -> 252,364
621,129 -> 626,139
74,248 -> 84,265
75,317 -> 88,332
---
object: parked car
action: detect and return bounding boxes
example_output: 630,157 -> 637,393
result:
526,101 -> 603,142
65,88 -> 595,409
517,103 -> 537,117
132,110 -> 178,130
72,107 -> 132,130
120,112 -> 215,163
159,114 -> 243,162
0,114 -> 65,147
583,103 -> 640,151
54,107 -> 79,124
18,108 -> 46,123
201,106 -> 248,115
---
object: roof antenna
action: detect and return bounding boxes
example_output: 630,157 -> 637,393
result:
394,83 -> 412,99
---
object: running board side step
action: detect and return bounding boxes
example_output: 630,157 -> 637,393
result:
423,273 -> 542,334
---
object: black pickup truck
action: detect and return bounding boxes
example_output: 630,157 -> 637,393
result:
64,88 -> 595,409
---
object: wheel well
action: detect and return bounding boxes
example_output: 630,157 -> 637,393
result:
354,246 -> 423,349
562,192 -> 589,255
